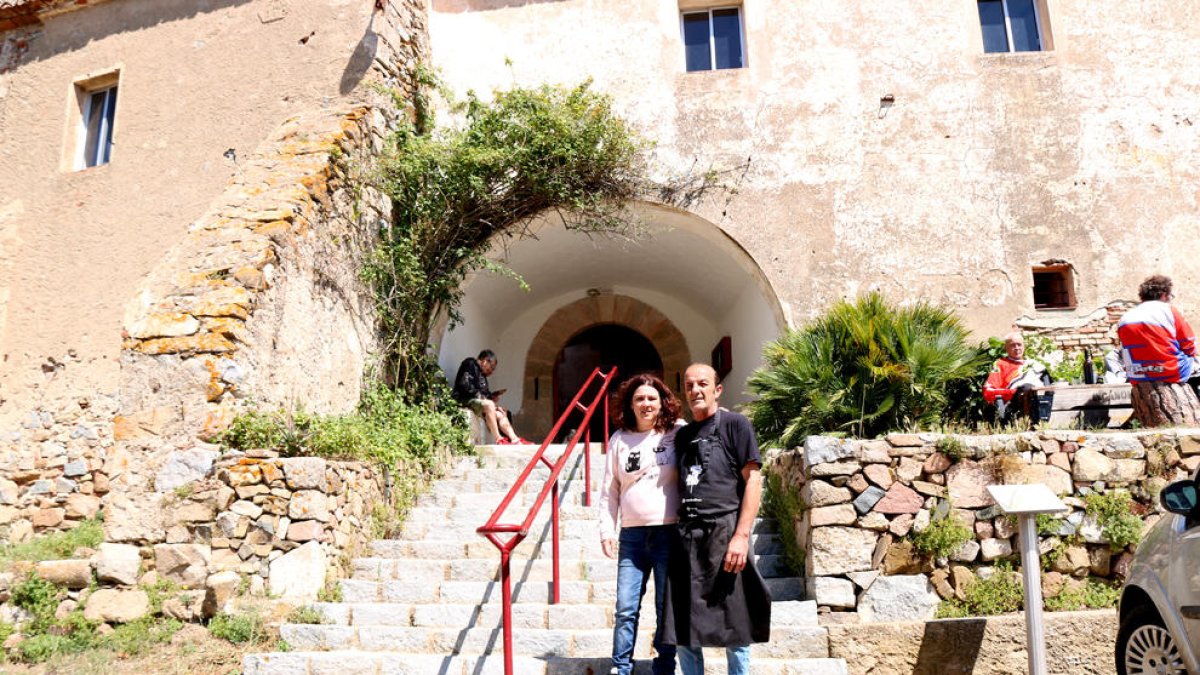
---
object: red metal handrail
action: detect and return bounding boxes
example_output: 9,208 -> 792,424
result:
476,366 -> 616,675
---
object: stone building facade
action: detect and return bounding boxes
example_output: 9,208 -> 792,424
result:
429,0 -> 1200,429
4,0 -> 1200,530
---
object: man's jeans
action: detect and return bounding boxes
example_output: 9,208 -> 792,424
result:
677,645 -> 751,675
611,525 -> 675,675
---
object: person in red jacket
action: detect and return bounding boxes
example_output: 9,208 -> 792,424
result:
983,332 -> 1050,422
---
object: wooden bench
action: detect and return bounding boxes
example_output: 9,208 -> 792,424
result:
1036,383 -> 1133,428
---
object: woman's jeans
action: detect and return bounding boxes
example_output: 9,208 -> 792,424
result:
611,525 -> 676,675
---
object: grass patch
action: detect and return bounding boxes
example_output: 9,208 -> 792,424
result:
762,471 -> 805,575
935,436 -> 967,463
0,519 -> 104,568
936,562 -> 1025,618
1085,490 -> 1144,550
910,505 -> 973,559
1044,578 -> 1121,612
285,606 -> 327,625
208,612 -> 267,645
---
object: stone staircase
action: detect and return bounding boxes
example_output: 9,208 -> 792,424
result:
244,444 -> 848,674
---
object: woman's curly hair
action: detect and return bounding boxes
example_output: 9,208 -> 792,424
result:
611,373 -> 680,433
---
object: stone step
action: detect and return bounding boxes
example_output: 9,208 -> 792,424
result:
277,624 -> 830,659
306,600 -> 818,629
244,651 -> 849,675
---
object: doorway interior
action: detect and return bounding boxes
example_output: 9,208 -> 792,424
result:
552,324 -> 663,442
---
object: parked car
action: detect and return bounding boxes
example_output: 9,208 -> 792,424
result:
1117,473 -> 1200,675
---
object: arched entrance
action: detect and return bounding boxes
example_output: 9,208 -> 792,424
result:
518,294 -> 691,440
553,324 -> 663,441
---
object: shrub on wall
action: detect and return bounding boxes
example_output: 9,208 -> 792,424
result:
746,293 -> 988,444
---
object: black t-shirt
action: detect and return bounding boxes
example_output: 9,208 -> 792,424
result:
452,358 -> 490,405
676,409 -> 761,520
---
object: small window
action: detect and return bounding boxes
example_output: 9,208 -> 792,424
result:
977,0 -> 1044,53
76,80 -> 118,169
1032,264 -> 1075,310
681,7 -> 744,72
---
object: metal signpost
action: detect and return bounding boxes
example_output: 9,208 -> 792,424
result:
985,484 -> 1068,675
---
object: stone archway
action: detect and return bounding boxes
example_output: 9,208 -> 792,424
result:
519,294 -> 690,440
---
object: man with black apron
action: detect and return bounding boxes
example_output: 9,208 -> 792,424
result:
662,364 -> 771,675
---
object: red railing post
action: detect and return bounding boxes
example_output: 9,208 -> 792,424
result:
475,366 -> 615,675
583,425 -> 592,508
499,547 -> 513,675
551,480 -> 560,605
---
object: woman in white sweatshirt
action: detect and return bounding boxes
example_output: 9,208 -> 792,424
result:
598,373 -> 682,675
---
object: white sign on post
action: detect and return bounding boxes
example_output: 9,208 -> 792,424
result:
986,483 -> 1068,675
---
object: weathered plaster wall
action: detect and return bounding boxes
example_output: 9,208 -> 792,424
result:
429,0 -> 1200,339
0,0 -> 429,543
0,0 -> 392,424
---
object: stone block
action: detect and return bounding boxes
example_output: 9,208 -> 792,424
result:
946,460 -> 995,508
1073,448 -> 1116,482
810,462 -> 862,477
804,437 -> 855,467
807,576 -> 856,608
286,520 -> 325,542
873,483 -> 923,515
852,486 -> 886,514
175,501 -> 216,524
888,513 -> 915,537
980,538 -> 1013,562
810,504 -> 857,527
288,490 -> 330,522
32,508 -> 64,528
922,452 -> 952,474
65,494 -> 101,520
36,559 -> 92,588
863,464 -> 893,489
269,540 -> 327,601
84,589 -> 150,624
802,480 -> 852,507
896,457 -> 922,482
807,527 -> 877,576
104,493 -> 167,544
206,570 -> 241,614
283,457 -> 328,490
857,575 -> 940,623
154,543 -> 211,588
94,543 -> 141,585
886,433 -> 924,447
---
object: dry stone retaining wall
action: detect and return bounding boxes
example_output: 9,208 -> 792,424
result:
768,429 -> 1198,620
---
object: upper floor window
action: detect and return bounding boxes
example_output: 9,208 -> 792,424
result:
78,81 -> 118,169
682,7 -> 744,72
977,0 -> 1044,53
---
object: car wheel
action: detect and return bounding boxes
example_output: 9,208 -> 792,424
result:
1117,605 -> 1188,675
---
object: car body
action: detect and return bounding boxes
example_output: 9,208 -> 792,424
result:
1117,474 -> 1200,675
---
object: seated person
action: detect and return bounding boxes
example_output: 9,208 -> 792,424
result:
983,332 -> 1050,422
452,349 -> 526,445
1103,347 -> 1128,384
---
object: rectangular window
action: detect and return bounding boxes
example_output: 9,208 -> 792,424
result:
78,83 -> 118,169
1032,264 -> 1075,309
681,7 -> 744,72
978,0 -> 1043,53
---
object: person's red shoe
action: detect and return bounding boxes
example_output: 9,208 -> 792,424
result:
516,437 -> 533,445
495,437 -> 512,445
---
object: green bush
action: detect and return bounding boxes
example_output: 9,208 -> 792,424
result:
747,293 -> 987,444
935,436 -> 967,463
222,385 -> 469,468
286,606 -> 327,625
208,612 -> 266,645
0,519 -> 104,568
910,507 -> 973,559
1044,578 -> 1120,611
10,575 -> 61,632
1085,490 -> 1144,550
936,563 -> 1025,617
761,471 -> 805,575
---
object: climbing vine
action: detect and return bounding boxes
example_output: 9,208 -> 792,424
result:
369,74 -> 740,402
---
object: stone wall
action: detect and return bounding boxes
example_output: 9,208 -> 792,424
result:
768,429 -> 1197,620
1015,300 -> 1136,356
827,609 -> 1116,675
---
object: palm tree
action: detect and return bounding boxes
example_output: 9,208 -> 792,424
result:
747,293 -> 987,446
